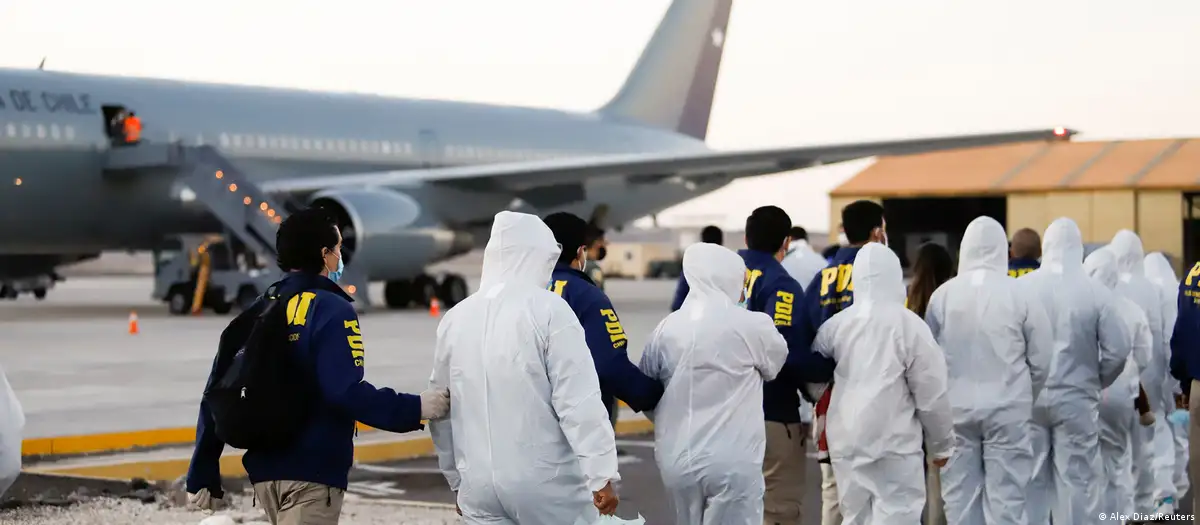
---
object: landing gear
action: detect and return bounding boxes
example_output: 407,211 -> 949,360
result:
439,274 -> 468,307
1,277 -> 56,300
412,275 -> 438,307
384,280 -> 412,309
383,273 -> 469,310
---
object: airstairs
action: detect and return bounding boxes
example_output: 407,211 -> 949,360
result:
180,146 -> 288,264
105,143 -> 288,263
105,142 -> 371,311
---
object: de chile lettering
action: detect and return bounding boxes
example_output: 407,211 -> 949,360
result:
0,89 -> 95,115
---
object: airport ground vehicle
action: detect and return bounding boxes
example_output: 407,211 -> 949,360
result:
151,235 -> 276,315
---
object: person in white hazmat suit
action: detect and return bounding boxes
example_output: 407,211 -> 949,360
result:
1019,218 -> 1131,525
1145,251 -> 1190,501
1085,247 -> 1154,516
0,360 -> 24,499
1109,229 -> 1178,515
780,227 -> 826,442
811,242 -> 955,525
637,242 -> 789,525
782,226 -> 827,292
429,211 -> 620,525
923,216 -> 1053,525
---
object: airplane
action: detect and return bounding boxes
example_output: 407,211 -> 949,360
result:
0,0 -> 1073,311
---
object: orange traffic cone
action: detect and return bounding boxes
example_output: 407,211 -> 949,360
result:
429,298 -> 441,317
128,310 -> 139,335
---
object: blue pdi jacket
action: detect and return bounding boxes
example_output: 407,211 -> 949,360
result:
550,264 -> 664,415
1008,257 -> 1040,278
740,249 -> 835,423
1171,261 -> 1200,395
186,273 -> 424,497
670,274 -> 689,312
804,246 -> 862,332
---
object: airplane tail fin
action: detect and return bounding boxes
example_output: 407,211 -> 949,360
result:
597,0 -> 733,141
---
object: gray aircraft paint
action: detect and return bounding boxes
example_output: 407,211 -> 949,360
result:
0,0 -> 732,281
0,0 -> 1068,282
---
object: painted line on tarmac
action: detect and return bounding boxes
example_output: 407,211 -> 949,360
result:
354,464 -> 443,475
341,493 -> 458,510
26,418 -> 654,482
347,480 -> 409,497
22,402 -> 635,458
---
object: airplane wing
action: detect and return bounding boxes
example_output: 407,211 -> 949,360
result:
261,128 -> 1074,195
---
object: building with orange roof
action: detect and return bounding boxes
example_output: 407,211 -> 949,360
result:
828,138 -> 1200,272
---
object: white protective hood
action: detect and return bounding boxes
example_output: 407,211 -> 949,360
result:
957,216 -> 1009,275
1144,252 -> 1179,290
926,216 -> 1052,415
1041,217 -> 1085,274
1084,247 -> 1120,290
1110,230 -> 1148,283
681,242 -> 745,304
852,242 -> 907,307
478,210 -> 561,291
430,211 -> 618,524
1108,229 -> 1170,413
639,242 -> 788,523
814,243 -> 954,462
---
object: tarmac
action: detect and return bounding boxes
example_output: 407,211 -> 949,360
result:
0,276 -> 672,439
3,276 -> 1192,522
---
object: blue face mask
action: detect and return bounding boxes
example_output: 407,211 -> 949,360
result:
328,255 -> 344,283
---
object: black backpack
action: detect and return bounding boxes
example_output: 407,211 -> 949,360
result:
204,285 -> 317,450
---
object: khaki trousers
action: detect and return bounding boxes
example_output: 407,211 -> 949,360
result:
253,480 -> 345,525
763,421 -> 808,525
1190,381 -> 1200,524
820,462 -> 842,525
924,460 -> 945,525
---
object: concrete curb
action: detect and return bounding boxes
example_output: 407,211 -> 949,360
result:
22,402 -> 637,458
25,418 -> 655,482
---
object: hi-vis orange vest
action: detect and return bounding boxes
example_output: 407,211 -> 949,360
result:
124,116 -> 142,142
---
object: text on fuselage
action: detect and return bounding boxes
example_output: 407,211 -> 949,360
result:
0,90 -> 96,115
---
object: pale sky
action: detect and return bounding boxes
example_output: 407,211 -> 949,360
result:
2,0 -> 1197,231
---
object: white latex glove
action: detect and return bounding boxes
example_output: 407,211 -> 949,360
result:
186,488 -> 226,512
420,387 -> 451,419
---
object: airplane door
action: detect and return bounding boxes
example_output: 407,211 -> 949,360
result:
418,129 -> 441,168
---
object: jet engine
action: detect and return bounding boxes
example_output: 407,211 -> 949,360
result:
308,188 -> 473,281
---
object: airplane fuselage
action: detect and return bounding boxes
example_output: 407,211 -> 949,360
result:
0,68 -> 729,268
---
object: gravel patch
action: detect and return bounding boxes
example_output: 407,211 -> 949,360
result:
0,495 -> 462,524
